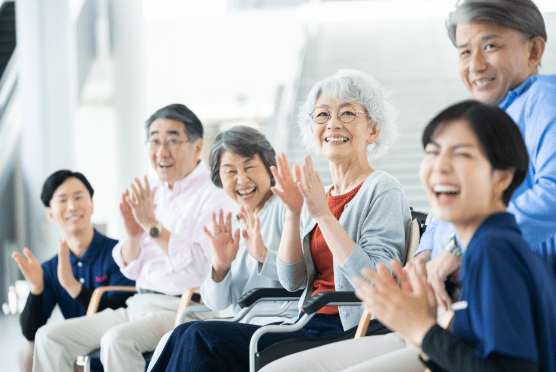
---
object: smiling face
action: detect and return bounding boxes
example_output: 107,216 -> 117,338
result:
46,177 -> 94,235
456,21 -> 537,105
311,95 -> 380,162
219,151 -> 272,214
148,118 -> 202,188
420,119 -> 510,236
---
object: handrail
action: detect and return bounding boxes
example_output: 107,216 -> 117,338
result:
0,49 -> 19,196
0,50 -> 18,119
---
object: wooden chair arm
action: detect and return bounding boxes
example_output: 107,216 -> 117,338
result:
354,309 -> 372,338
174,287 -> 201,325
86,286 -> 137,316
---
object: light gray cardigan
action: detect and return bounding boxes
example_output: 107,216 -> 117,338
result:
277,170 -> 411,330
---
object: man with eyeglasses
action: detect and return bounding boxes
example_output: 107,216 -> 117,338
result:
32,104 -> 236,372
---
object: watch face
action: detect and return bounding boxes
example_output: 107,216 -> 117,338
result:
149,226 -> 160,238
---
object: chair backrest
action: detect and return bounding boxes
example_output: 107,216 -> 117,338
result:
355,209 -> 428,339
406,209 -> 428,263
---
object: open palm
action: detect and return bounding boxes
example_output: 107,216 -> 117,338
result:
203,209 -> 240,270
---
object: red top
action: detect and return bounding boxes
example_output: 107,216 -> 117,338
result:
309,181 -> 364,314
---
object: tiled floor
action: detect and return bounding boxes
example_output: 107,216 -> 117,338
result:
0,313 -> 27,372
0,306 -> 64,372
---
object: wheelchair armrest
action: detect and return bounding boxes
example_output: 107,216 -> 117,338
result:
86,286 -> 137,316
238,288 -> 305,308
302,291 -> 360,315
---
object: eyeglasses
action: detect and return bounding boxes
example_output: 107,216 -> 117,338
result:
147,139 -> 190,151
309,106 -> 370,124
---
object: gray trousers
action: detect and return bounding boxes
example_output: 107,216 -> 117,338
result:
32,294 -> 184,372
259,332 -> 425,372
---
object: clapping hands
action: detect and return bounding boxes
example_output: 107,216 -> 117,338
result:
354,259 -> 437,349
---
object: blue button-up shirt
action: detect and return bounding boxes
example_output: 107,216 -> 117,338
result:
415,74 -> 556,268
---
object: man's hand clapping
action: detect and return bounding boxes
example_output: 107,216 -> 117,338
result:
12,248 -> 44,295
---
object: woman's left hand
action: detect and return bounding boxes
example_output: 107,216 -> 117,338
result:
238,205 -> 267,264
298,155 -> 330,220
354,259 -> 437,349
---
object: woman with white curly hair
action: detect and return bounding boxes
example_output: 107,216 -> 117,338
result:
148,69 -> 412,372
257,69 -> 416,372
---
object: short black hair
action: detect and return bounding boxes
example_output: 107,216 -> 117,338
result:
446,0 -> 547,47
41,170 -> 94,207
422,100 -> 528,205
209,126 -> 277,188
145,103 -> 203,142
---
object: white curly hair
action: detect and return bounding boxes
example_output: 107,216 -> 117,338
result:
297,69 -> 399,160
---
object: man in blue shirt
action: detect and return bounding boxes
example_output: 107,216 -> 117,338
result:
414,0 -> 556,310
12,170 -> 135,372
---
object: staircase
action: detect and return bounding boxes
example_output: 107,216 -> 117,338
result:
283,19 -> 471,211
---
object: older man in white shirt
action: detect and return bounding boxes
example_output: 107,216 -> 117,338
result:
32,104 -> 236,372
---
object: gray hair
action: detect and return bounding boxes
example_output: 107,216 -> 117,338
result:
209,126 -> 277,188
145,103 -> 203,144
298,69 -> 399,160
446,0 -> 547,46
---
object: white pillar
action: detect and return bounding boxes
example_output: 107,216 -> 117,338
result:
16,0 -> 75,261
111,0 -> 148,213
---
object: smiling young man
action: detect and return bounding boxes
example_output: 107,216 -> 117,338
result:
413,0 -> 556,310
31,104 -> 236,372
12,170 -> 135,372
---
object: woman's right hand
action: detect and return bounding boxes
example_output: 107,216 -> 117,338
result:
12,248 -> 44,295
270,152 -> 304,214
203,209 -> 240,273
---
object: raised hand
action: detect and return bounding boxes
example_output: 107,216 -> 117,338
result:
238,205 -> 267,264
354,260 -> 437,349
120,189 -> 144,238
297,155 -> 329,220
125,175 -> 158,232
270,152 -> 304,214
57,239 -> 82,298
203,209 -> 240,274
12,248 -> 44,295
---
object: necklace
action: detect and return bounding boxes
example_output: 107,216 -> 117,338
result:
334,169 -> 367,196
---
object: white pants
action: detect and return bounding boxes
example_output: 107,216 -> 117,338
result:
146,331 -> 172,372
33,294 -> 182,372
259,333 -> 425,372
17,341 -> 34,372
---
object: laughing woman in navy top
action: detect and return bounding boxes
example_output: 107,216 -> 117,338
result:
354,100 -> 556,372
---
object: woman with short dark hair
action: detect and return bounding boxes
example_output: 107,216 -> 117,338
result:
355,100 -> 556,372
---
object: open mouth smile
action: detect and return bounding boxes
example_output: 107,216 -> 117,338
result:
473,77 -> 495,87
325,137 -> 348,143
237,187 -> 256,198
433,184 -> 461,206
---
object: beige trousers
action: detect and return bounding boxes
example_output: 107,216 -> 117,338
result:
17,341 -> 83,372
32,294 -> 183,372
259,332 -> 425,372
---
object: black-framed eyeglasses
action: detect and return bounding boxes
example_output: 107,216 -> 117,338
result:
309,106 -> 370,124
146,139 -> 190,151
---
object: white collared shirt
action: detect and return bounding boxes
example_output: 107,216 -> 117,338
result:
113,161 -> 238,295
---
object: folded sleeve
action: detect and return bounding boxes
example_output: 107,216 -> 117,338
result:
277,255 -> 306,291
111,236 -> 146,280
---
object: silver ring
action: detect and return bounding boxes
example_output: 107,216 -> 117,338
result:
307,185 -> 313,188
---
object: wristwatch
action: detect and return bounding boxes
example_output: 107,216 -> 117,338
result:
149,222 -> 162,239
444,233 -> 463,260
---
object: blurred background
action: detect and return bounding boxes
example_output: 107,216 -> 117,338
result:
0,0 -> 555,369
